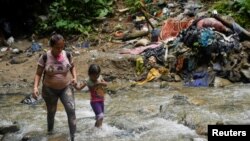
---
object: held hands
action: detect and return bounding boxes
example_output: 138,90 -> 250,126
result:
72,80 -> 86,91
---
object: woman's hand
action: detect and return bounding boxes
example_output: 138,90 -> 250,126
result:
71,78 -> 77,85
33,87 -> 39,100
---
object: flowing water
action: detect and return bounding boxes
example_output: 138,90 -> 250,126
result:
1,83 -> 250,141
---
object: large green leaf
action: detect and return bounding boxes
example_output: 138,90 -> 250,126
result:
97,0 -> 105,5
98,8 -> 109,17
56,20 -> 68,28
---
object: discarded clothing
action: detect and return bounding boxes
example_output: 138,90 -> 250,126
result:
136,68 -> 161,85
176,55 -> 185,72
180,27 -> 240,54
160,18 -> 194,41
198,28 -> 214,47
151,28 -> 161,42
31,42 -> 42,52
212,62 -> 223,71
232,22 -> 244,35
136,56 -> 145,75
212,32 -> 240,53
184,71 -> 215,87
196,17 -> 227,33
20,94 -> 43,105
179,26 -> 200,47
143,45 -> 166,65
120,42 -> 162,55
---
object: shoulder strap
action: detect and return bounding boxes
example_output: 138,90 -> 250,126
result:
42,53 -> 47,64
42,53 -> 47,81
66,51 -> 72,63
42,51 -> 71,63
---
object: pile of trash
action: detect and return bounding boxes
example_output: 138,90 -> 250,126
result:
116,0 -> 250,87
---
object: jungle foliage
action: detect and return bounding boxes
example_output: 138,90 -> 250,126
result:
36,0 -> 114,35
212,0 -> 250,28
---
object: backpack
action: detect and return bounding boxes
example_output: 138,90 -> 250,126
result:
42,51 -> 71,64
41,51 -> 72,80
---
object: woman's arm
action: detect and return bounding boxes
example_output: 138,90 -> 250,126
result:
33,65 -> 44,99
74,81 -> 87,91
70,62 -> 77,84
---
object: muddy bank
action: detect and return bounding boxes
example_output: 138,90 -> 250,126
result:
0,43 -> 139,95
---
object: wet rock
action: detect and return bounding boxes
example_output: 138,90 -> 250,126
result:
142,82 -> 161,89
189,98 -> 206,106
241,68 -> 250,79
159,105 -> 163,112
0,124 -> 20,134
0,47 -> 9,52
213,77 -> 232,87
73,51 -> 80,55
174,74 -> 182,82
216,121 -> 224,125
12,48 -> 20,54
160,73 -> 175,82
2,83 -> 11,87
49,133 -> 69,141
160,81 -> 169,88
168,3 -> 176,8
172,94 -> 189,105
193,138 -> 207,141
110,118 -> 148,134
1,133 -> 20,141
26,52 -> 33,57
195,124 -> 207,136
134,38 -> 150,46
22,131 -> 44,141
103,75 -> 117,82
22,131 -> 69,141
241,41 -> 250,49
9,57 -> 28,64
22,79 -> 28,82
107,88 -> 117,95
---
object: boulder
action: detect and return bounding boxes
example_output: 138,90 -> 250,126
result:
0,124 -> 20,134
213,77 -> 232,87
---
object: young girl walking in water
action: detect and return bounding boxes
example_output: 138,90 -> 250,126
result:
74,64 -> 107,128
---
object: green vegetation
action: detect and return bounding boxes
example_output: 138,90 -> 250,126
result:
212,0 -> 250,28
124,0 -> 143,13
35,0 -> 250,35
36,0 -> 114,35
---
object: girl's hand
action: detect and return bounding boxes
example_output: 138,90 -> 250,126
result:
96,82 -> 107,87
